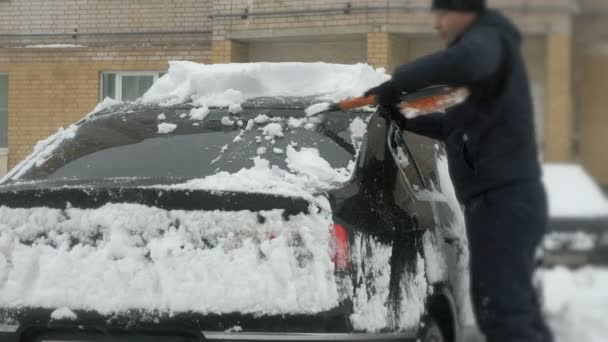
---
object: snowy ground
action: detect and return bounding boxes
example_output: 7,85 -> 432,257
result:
540,266 -> 608,342
465,266 -> 608,342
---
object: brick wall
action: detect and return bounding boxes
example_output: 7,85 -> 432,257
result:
0,0 -> 212,46
0,150 -> 6,175
575,0 -> 608,185
211,40 -> 248,64
210,0 -> 574,42
579,56 -> 608,185
0,44 -> 211,168
248,37 -> 366,64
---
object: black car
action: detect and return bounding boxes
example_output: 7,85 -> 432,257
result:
0,97 -> 468,342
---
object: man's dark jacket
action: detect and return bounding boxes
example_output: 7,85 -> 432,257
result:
393,9 -> 541,203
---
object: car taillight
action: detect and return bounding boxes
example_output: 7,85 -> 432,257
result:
332,224 -> 350,271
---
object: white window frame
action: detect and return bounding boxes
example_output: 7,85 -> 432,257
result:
100,71 -> 163,102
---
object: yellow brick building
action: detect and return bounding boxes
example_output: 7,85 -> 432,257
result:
0,0 -> 606,188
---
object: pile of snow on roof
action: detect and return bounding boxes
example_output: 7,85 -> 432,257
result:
141,61 -> 388,107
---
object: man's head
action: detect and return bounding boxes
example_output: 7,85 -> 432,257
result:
432,0 -> 485,44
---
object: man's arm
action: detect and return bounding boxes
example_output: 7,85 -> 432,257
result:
392,28 -> 503,93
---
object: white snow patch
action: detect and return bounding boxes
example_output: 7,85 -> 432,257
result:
436,154 -> 474,326
190,106 -> 210,121
539,267 -> 608,342
225,326 -> 243,333
395,147 -> 410,170
349,235 -> 392,331
254,115 -> 270,124
229,104 -> 242,114
221,116 -> 235,126
245,119 -> 254,131
256,147 -> 267,155
1,125 -> 79,182
397,254 -> 428,330
262,123 -> 284,139
93,97 -> 122,113
162,156 -> 349,201
157,113 -> 166,120
141,62 -> 388,107
543,164 -> 608,219
157,123 -> 177,134
305,102 -> 331,117
50,307 -> 77,320
180,113 -> 188,119
288,117 -> 304,128
285,146 -> 350,187
273,148 -> 284,155
349,117 -> 367,141
422,231 -> 448,284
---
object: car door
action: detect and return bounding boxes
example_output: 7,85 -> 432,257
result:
370,122 -> 437,331
386,122 -> 437,232
401,128 -> 470,328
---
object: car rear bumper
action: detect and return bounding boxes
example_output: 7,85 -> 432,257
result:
0,304 -> 418,342
203,332 -> 415,342
0,329 -> 418,342
201,332 -> 417,341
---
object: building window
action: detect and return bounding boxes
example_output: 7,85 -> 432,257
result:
0,74 -> 8,149
100,71 -> 164,102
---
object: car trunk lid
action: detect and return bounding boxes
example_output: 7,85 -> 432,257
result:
0,185 -> 345,318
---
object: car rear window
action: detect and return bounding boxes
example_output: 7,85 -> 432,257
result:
13,105 -> 371,183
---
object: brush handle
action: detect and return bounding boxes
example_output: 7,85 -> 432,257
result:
338,95 -> 377,110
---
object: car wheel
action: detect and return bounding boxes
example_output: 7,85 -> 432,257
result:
420,316 -> 445,342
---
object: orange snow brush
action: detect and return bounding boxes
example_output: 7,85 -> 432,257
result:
305,85 -> 470,118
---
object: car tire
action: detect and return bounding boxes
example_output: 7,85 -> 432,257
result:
420,316 -> 445,342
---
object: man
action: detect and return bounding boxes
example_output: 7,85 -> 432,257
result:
364,0 -> 553,341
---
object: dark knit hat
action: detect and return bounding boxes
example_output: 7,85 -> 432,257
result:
432,0 -> 486,12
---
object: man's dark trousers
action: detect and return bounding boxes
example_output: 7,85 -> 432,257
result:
465,181 -> 553,342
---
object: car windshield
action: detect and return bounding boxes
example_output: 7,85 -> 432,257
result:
10,101 -> 371,185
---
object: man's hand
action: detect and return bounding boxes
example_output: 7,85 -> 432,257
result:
364,80 -> 402,108
378,106 -> 408,129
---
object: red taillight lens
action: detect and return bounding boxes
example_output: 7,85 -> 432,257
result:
332,224 -> 350,271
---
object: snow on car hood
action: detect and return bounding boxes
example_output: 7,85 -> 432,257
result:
0,203 -> 341,315
141,61 -> 389,107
